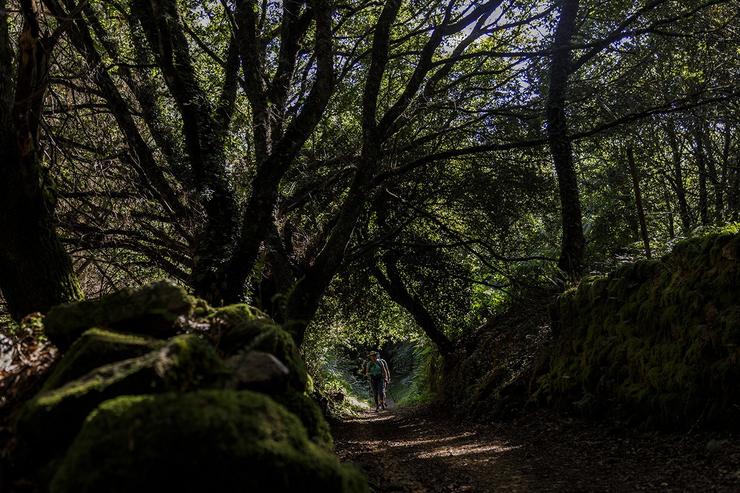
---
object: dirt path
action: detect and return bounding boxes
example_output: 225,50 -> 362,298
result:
333,406 -> 740,492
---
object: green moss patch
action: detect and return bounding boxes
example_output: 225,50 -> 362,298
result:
50,390 -> 367,493
16,334 -> 228,463
271,390 -> 334,450
210,304 -> 308,391
44,281 -> 193,349
538,231 -> 740,428
41,328 -> 164,392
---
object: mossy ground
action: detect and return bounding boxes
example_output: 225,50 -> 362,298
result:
538,231 -> 740,427
272,389 -> 334,449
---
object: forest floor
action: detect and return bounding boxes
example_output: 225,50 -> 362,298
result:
333,404 -> 740,492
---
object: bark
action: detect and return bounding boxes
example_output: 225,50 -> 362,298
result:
694,133 -> 709,226
666,124 -> 692,234
131,0 -> 239,303
627,147 -> 651,258
0,0 -> 82,319
662,180 -> 676,239
718,124 -> 732,221
222,0 -> 335,304
283,0 -> 404,344
370,260 -> 453,356
695,123 -> 723,222
724,127 -> 739,220
283,0 -> 499,343
545,0 -> 585,281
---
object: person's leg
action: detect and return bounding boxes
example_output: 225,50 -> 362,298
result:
371,377 -> 380,410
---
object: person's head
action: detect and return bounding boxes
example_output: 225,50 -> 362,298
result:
369,351 -> 378,362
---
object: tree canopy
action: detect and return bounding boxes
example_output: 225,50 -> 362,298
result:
0,0 -> 738,349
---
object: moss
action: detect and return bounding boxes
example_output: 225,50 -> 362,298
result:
211,304 -> 308,392
16,334 -> 228,464
538,230 -> 740,428
271,390 -> 334,450
44,281 -> 193,350
50,390 -> 367,493
42,328 -> 164,391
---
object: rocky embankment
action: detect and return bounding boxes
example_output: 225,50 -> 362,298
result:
2,281 -> 367,493
443,230 -> 740,430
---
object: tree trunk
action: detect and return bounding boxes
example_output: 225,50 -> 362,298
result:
370,260 -> 453,356
666,124 -> 692,234
695,133 -> 709,226
661,180 -> 676,239
221,0 -> 334,305
627,146 -> 651,258
0,0 -> 82,319
545,0 -> 585,281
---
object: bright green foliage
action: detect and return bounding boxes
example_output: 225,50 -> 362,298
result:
44,281 -> 194,349
17,334 -> 228,461
538,230 -> 740,427
386,343 -> 440,407
41,328 -> 164,391
50,391 -> 367,493
211,304 -> 308,391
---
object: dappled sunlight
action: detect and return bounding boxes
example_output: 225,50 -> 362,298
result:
415,442 -> 522,460
392,432 -> 477,446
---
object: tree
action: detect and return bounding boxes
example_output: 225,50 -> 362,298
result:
0,0 -> 82,319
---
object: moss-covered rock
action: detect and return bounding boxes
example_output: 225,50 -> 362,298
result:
271,390 -> 334,450
226,350 -> 290,392
44,281 -> 194,349
210,304 -> 308,391
50,390 -> 367,493
16,334 -> 228,463
41,328 -> 164,392
538,230 -> 740,428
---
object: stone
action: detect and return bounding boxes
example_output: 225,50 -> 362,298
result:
227,350 -> 290,392
16,334 -> 228,465
210,304 -> 308,391
50,390 -> 368,493
41,328 -> 164,392
44,281 -> 194,350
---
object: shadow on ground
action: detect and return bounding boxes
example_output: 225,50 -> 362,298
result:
333,406 -> 740,492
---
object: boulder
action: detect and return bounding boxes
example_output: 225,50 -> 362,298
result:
210,304 -> 308,391
16,334 -> 228,463
41,328 -> 164,392
44,281 -> 193,349
226,350 -> 290,392
50,390 -> 368,493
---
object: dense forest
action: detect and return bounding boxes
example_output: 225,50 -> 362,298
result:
1,0 -> 739,491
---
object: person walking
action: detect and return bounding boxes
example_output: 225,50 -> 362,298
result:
365,351 -> 390,411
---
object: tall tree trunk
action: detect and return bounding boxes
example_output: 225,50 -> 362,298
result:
718,124 -> 732,221
627,147 -> 651,258
723,127 -> 739,220
695,132 -> 709,226
545,0 -> 585,281
221,0 -> 334,305
666,124 -> 692,234
0,0 -> 82,319
662,180 -> 676,239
